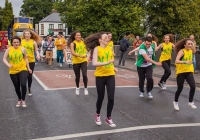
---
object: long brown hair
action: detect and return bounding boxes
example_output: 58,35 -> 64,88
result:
175,38 -> 191,54
23,29 -> 41,44
67,31 -> 81,46
163,34 -> 175,43
84,32 -> 106,52
146,33 -> 158,42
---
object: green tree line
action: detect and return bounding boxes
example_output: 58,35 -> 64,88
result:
0,0 -> 14,31
18,0 -> 200,43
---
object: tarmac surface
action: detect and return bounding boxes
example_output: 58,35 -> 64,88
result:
1,52 -> 200,140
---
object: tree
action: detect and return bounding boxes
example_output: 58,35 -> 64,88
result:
0,7 -> 3,30
20,0 -> 56,25
145,0 -> 200,42
2,0 -> 14,30
54,0 -> 145,41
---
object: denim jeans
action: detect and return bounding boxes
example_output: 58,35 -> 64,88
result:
118,51 -> 127,65
193,54 -> 196,71
57,50 -> 64,64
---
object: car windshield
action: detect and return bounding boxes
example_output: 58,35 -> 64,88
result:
15,32 -> 23,37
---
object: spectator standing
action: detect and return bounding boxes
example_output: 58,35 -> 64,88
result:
54,34 -> 67,67
133,36 -> 142,62
118,36 -> 129,66
43,36 -> 55,66
189,35 -> 198,74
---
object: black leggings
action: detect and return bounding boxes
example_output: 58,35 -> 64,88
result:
73,62 -> 88,88
175,72 -> 195,102
96,76 -> 115,118
137,65 -> 154,93
28,62 -> 35,88
10,71 -> 28,100
160,60 -> 171,83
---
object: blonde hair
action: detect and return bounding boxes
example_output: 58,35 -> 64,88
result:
23,29 -> 41,44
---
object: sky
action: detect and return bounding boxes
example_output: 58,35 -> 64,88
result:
0,0 -> 23,16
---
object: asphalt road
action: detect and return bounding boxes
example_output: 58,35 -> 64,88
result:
0,52 -> 200,140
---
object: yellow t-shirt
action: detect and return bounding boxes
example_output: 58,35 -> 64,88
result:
159,42 -> 173,62
54,38 -> 66,50
8,46 -> 27,74
21,39 -> 35,63
94,46 -> 115,77
107,41 -> 114,50
72,40 -> 87,64
176,49 -> 194,75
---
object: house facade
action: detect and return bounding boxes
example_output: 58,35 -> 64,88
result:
38,10 -> 69,37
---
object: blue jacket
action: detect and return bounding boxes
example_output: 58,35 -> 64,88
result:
120,38 -> 129,49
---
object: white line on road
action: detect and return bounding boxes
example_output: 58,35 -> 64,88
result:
30,123 -> 200,140
35,85 -> 177,91
33,73 -> 49,90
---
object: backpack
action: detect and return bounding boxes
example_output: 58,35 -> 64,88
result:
119,41 -> 127,52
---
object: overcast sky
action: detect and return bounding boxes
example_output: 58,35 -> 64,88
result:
0,0 -> 23,16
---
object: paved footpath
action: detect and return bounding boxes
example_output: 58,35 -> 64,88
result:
1,52 -> 200,140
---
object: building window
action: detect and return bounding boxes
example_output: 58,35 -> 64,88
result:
41,24 -> 44,35
49,24 -> 54,29
58,24 -> 63,29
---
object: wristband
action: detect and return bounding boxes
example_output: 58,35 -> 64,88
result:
183,61 -> 186,64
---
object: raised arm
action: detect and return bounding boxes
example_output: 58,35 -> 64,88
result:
128,47 -> 140,55
155,43 -> 162,51
191,41 -> 197,53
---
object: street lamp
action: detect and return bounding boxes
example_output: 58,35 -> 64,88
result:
64,0 -> 67,37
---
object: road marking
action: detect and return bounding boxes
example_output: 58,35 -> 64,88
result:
33,73 -> 49,90
184,85 -> 200,91
34,70 -> 97,72
30,123 -> 200,140
33,84 -> 177,91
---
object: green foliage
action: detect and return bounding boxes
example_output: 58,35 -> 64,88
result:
145,0 -> 200,43
2,0 -> 14,30
48,29 -> 54,36
54,0 -> 145,41
20,0 -> 56,25
0,7 -> 3,30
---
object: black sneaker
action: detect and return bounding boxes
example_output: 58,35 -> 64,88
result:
158,82 -> 164,90
28,88 -> 32,96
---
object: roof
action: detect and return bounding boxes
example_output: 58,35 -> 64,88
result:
39,11 -> 62,23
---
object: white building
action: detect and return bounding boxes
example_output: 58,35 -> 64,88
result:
38,10 -> 69,37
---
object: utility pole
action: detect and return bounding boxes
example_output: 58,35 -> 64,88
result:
64,0 -> 67,37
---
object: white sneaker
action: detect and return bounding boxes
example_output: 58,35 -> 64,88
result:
84,88 -> 89,95
16,100 -> 21,107
75,88 -> 80,95
162,82 -> 167,89
22,101 -> 27,108
60,63 -> 63,67
173,101 -> 179,110
95,114 -> 102,125
139,92 -> 144,97
106,118 -> 116,127
188,102 -> 197,109
158,82 -> 164,90
147,92 -> 153,99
